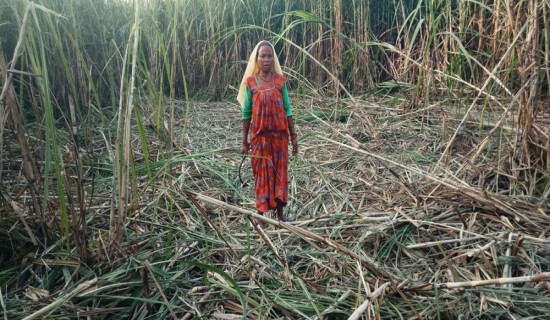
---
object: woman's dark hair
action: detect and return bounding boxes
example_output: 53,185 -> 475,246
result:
255,41 -> 273,60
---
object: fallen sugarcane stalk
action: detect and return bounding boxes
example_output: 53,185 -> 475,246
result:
318,136 -> 536,225
348,282 -> 391,320
22,278 -> 97,320
406,236 -> 486,249
439,272 -> 550,289
186,191 -> 392,280
451,240 -> 496,260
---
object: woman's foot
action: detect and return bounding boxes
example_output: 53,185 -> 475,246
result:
275,208 -> 294,222
278,215 -> 294,222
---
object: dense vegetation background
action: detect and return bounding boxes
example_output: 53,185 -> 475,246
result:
0,0 -> 548,318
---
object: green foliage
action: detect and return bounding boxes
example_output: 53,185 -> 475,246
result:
0,0 -> 548,319
1,0 -> 547,104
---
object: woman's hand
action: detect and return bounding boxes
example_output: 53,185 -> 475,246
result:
241,141 -> 250,154
242,120 -> 251,154
291,136 -> 298,156
287,117 -> 298,156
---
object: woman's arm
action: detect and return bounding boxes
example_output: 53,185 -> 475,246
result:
241,85 -> 252,154
242,119 -> 251,154
282,82 -> 298,156
287,116 -> 298,156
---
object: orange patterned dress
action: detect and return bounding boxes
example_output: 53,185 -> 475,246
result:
246,74 -> 289,213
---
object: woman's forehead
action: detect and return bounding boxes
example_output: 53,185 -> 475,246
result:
258,45 -> 273,54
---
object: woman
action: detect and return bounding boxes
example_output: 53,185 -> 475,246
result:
237,40 -> 298,226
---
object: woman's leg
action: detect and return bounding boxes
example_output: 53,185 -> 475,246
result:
256,212 -> 265,228
275,199 -> 292,221
275,201 -> 283,220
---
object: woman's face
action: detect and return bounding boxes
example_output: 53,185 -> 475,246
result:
257,44 -> 273,73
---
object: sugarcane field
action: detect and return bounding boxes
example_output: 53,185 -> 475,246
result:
1,0 -> 549,319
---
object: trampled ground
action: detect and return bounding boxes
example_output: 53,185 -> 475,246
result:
3,94 -> 550,319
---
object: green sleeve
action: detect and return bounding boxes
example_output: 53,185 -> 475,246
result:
282,82 -> 292,116
242,85 -> 252,120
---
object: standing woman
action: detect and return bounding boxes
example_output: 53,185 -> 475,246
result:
237,40 -> 298,225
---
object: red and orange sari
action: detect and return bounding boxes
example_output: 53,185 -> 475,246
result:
246,74 -> 289,213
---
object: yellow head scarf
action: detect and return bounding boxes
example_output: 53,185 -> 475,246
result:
236,40 -> 284,107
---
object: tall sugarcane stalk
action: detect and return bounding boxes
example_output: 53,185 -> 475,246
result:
114,0 -> 140,244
